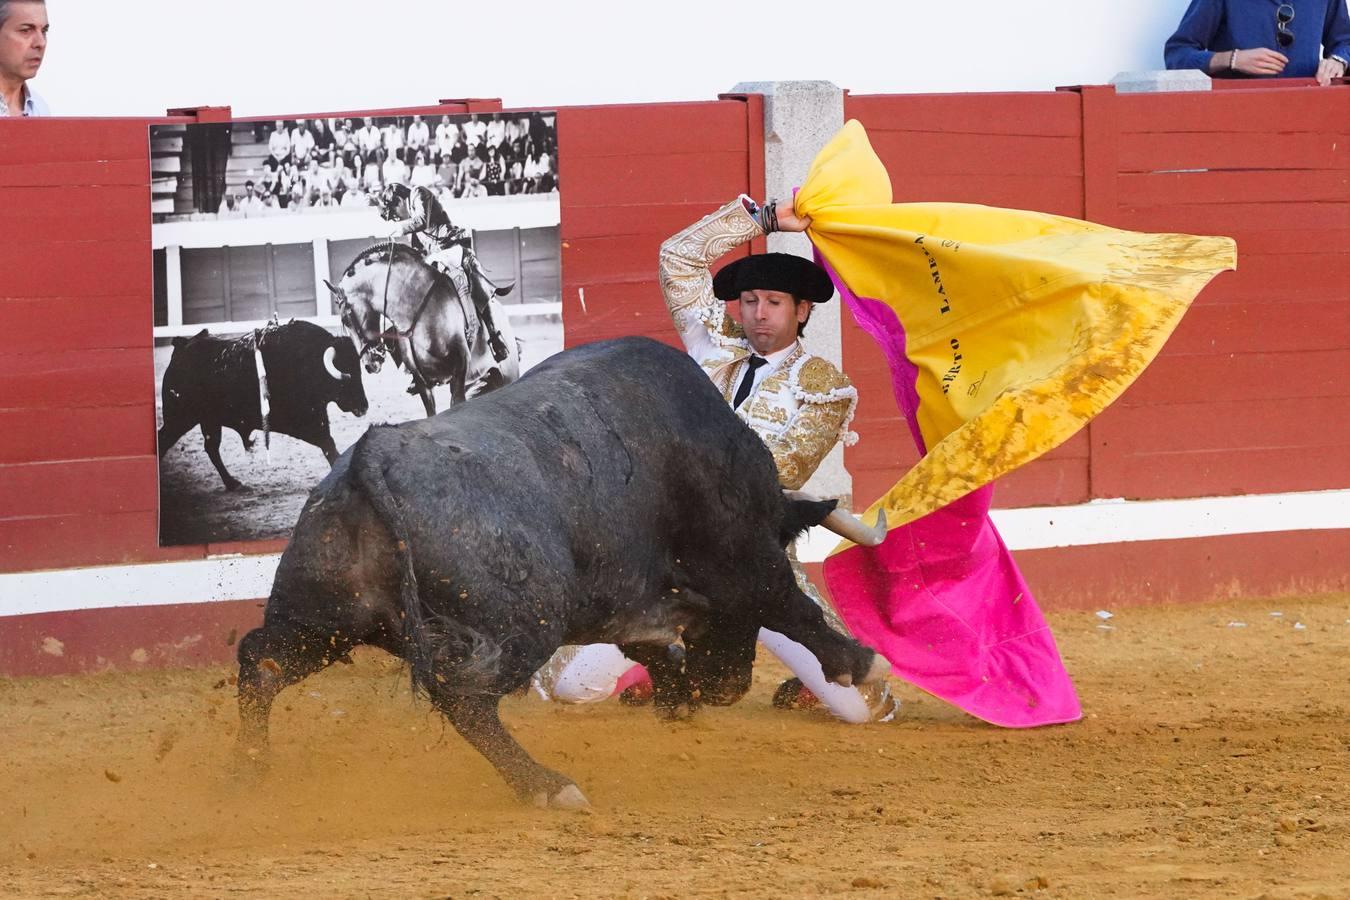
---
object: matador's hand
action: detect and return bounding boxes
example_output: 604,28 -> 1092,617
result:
775,199 -> 811,233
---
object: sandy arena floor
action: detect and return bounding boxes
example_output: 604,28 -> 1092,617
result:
2,594 -> 1348,899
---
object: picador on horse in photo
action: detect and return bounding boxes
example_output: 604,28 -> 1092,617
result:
378,183 -> 513,364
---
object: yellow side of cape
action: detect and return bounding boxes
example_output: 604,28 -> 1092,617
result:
796,121 -> 1237,532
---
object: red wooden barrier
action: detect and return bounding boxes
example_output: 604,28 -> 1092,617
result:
0,85 -> 1346,647
843,83 -> 1349,509
0,98 -> 760,574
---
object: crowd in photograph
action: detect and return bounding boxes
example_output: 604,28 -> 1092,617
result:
216,111 -> 558,217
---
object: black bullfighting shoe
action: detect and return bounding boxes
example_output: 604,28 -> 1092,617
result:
618,680 -> 654,706
772,677 -> 820,711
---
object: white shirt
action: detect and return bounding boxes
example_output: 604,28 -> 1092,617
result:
382,158 -> 407,186
1,84 -> 49,117
435,123 -> 458,154
291,128 -> 315,159
268,130 -> 290,159
733,342 -> 799,402
357,126 -> 382,156
410,164 -> 438,188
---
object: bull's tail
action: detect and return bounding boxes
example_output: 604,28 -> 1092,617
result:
350,427 -> 502,698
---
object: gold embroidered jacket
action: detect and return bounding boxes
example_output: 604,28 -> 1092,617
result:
658,196 -> 858,490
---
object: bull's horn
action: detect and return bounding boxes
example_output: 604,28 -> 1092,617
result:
322,345 -> 348,382
784,489 -> 888,547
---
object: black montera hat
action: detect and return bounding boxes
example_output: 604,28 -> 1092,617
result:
712,253 -> 834,303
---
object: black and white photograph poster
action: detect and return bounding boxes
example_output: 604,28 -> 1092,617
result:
150,111 -> 563,546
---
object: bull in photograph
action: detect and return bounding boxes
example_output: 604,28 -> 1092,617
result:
235,337 -> 887,809
158,320 -> 369,491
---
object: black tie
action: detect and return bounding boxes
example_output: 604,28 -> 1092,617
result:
733,355 -> 768,409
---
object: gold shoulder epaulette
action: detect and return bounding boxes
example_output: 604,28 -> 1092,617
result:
796,356 -> 852,398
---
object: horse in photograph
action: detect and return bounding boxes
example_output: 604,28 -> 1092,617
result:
234,337 -> 887,809
157,320 -> 368,491
324,242 -> 520,417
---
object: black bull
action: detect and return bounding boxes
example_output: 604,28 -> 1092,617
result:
158,321 -> 369,491
236,337 -> 886,809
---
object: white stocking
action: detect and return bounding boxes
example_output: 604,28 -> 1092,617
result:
549,644 -> 635,703
757,628 -> 873,725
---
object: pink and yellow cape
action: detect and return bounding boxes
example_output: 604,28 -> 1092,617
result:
797,122 -> 1236,727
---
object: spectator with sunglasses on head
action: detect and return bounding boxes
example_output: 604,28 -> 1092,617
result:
1166,0 -> 1350,86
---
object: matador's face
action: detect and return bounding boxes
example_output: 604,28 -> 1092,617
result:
739,290 -> 810,356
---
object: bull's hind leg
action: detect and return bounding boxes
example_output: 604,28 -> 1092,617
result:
428,689 -> 589,810
235,621 -> 352,768
157,416 -> 196,458
201,422 -> 243,491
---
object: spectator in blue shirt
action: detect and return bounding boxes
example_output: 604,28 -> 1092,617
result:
0,0 -> 49,116
1166,0 -> 1350,85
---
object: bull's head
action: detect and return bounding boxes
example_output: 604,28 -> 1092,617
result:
781,490 -> 887,547
324,339 -> 369,417
660,493 -> 886,711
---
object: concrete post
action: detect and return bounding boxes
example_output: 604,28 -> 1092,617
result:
1110,70 -> 1212,93
729,80 -> 853,506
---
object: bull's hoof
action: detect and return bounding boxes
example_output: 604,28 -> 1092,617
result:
655,702 -> 694,722
223,479 -> 246,492
860,652 -> 892,685
532,784 -> 590,811
227,744 -> 270,782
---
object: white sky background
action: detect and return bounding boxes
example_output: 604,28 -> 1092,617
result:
35,0 -> 1188,117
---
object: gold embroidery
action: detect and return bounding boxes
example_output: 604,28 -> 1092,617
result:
718,315 -> 746,339
762,394 -> 854,490
658,199 -> 762,315
797,356 -> 851,397
706,360 -> 738,402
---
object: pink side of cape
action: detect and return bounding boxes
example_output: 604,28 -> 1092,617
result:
817,253 -> 1082,728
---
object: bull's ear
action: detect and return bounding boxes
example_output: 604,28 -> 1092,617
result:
781,497 -> 838,544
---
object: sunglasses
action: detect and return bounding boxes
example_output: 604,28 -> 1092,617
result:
1276,3 -> 1295,49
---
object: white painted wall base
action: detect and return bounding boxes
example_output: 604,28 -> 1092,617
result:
4,490 -> 1347,618
790,489 -> 1350,562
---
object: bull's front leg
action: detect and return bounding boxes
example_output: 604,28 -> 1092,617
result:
288,422 -> 341,466
428,689 -> 589,810
756,585 -> 888,689
201,422 -> 243,491
619,642 -> 695,720
315,429 -> 340,464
